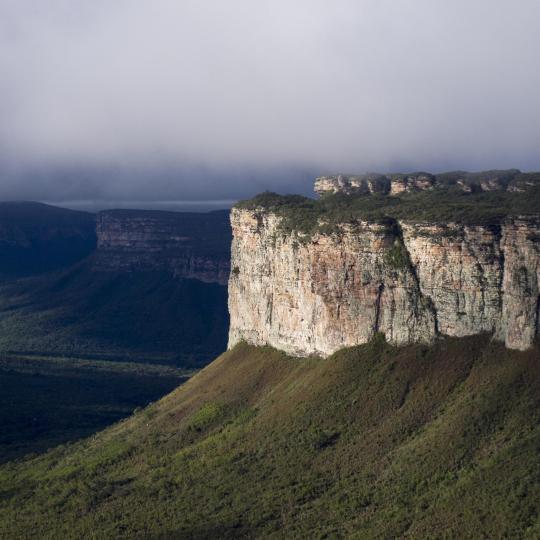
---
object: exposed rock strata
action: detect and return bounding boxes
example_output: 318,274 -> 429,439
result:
228,209 -> 540,355
314,169 -> 538,197
95,209 -> 231,285
498,217 -> 540,350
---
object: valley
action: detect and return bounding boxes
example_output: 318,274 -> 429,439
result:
0,353 -> 191,463
0,202 -> 231,471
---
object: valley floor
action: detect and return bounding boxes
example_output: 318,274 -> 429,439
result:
0,354 -> 191,463
0,336 -> 538,538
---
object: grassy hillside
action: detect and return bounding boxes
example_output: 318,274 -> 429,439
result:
0,260 -> 229,366
0,354 -> 191,463
1,336 -> 538,538
0,201 -> 96,279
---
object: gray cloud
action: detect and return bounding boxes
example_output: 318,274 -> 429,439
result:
1,0 -> 540,205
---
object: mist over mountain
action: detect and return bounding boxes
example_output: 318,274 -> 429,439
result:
2,1 -> 540,204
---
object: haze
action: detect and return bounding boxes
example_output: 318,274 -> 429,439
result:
1,0 -> 539,207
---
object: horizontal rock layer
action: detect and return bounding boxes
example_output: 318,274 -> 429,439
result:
314,169 -> 538,197
228,209 -> 540,355
95,209 -> 231,285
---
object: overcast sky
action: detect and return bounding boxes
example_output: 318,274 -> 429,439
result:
1,0 -> 539,207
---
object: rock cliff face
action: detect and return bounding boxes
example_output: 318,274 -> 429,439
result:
314,169 -> 537,197
95,209 -> 231,285
228,209 -> 540,355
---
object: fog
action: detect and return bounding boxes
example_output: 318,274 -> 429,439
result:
1,1 -> 539,206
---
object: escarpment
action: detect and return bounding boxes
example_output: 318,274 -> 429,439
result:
229,173 -> 540,355
95,209 -> 231,285
228,211 -> 436,356
314,169 -> 537,197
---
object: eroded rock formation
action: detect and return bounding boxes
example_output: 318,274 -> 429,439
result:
314,169 -> 537,197
228,209 -> 540,355
95,209 -> 231,285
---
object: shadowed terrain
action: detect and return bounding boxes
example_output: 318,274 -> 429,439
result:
1,336 -> 538,538
0,354 -> 191,463
0,202 -> 96,279
0,261 -> 229,366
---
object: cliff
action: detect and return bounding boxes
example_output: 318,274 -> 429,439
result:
95,209 -> 231,285
314,169 -> 538,196
229,179 -> 540,355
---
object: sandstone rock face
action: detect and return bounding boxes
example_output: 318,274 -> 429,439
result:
401,222 -> 503,337
389,174 -> 435,195
95,209 -> 231,285
314,169 -> 539,197
228,209 -> 540,355
314,174 -> 390,196
228,209 -> 436,356
498,217 -> 540,350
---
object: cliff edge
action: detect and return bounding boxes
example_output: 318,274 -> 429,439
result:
229,172 -> 540,355
95,209 -> 231,285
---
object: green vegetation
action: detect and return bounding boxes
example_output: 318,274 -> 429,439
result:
0,262 -> 229,367
1,337 -> 538,538
0,353 -> 191,463
236,181 -> 540,237
384,238 -> 410,270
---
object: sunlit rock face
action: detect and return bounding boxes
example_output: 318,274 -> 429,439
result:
95,209 -> 231,285
400,222 -> 503,337
498,217 -> 540,350
228,209 -> 540,356
314,174 -> 391,196
314,169 -> 537,197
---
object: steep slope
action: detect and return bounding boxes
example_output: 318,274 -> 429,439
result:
0,201 -> 96,279
230,184 -> 540,355
1,337 -> 538,538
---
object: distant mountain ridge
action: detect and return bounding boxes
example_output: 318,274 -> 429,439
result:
314,168 -> 540,196
0,201 -> 96,279
95,208 -> 231,285
0,202 -> 232,366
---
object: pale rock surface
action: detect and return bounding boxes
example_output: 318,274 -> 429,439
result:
498,217 -> 540,350
228,209 -> 435,356
228,209 -> 540,356
401,222 -> 503,337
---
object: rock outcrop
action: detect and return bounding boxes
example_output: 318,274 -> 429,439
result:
228,209 -> 540,355
314,174 -> 391,196
95,209 -> 231,285
314,169 -> 538,197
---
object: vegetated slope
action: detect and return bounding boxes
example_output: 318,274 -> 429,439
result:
0,201 -> 96,279
0,259 -> 229,366
1,337 -> 538,539
0,354 -> 191,463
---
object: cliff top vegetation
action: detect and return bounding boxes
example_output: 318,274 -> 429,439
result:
236,172 -> 540,235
